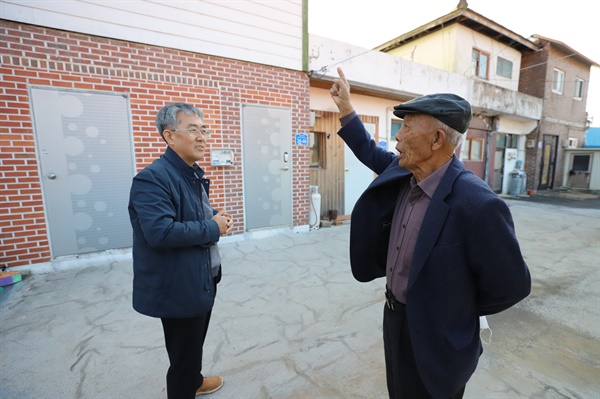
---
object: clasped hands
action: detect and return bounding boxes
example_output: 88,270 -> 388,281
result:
213,211 -> 233,236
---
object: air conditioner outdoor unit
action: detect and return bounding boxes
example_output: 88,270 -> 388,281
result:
563,138 -> 578,148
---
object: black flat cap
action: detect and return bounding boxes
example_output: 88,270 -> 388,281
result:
393,93 -> 472,133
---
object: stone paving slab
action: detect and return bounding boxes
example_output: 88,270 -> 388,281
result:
1,199 -> 599,398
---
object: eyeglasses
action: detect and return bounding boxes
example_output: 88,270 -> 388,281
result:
169,127 -> 210,138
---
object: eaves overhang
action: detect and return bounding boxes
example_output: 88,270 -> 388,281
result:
374,8 -> 539,54
309,75 -> 415,103
532,34 -> 599,67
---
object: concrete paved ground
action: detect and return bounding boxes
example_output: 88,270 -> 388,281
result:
1,198 -> 599,399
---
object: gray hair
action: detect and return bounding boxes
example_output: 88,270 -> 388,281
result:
432,118 -> 464,148
155,102 -> 204,140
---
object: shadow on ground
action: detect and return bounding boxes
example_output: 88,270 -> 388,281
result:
507,188 -> 600,209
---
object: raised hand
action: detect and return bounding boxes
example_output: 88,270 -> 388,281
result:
329,67 -> 354,116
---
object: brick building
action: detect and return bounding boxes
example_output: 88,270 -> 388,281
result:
0,1 -> 310,269
520,35 -> 599,190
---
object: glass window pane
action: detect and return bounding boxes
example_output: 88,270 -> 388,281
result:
496,134 -> 506,148
461,139 -> 471,160
572,155 -> 590,171
472,49 -> 479,76
479,53 -> 488,78
553,69 -> 564,93
309,132 -> 321,167
497,57 -> 513,78
574,79 -> 583,98
471,140 -> 482,161
558,71 -> 564,92
391,121 -> 403,139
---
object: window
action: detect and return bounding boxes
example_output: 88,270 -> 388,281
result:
572,154 -> 590,171
496,57 -> 513,79
461,138 -> 484,161
309,131 -> 326,168
391,120 -> 403,139
553,68 -> 564,94
472,49 -> 490,79
574,78 -> 584,99
496,133 -> 518,149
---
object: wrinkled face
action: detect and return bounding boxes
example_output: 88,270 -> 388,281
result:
164,112 -> 208,166
394,114 -> 437,173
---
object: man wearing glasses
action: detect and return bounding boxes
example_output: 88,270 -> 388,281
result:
129,102 -> 233,398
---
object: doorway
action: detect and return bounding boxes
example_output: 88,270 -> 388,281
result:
30,87 -> 135,258
539,135 -> 558,190
241,104 -> 292,231
344,122 -> 376,213
568,154 -> 592,188
491,133 -> 518,193
308,111 -> 378,218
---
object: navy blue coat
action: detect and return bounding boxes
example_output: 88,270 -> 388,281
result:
128,147 -> 221,318
340,116 -> 531,398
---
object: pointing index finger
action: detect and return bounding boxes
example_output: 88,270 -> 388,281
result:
337,67 -> 348,85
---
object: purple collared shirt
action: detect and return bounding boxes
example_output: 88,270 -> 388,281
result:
340,111 -> 451,303
386,160 -> 451,304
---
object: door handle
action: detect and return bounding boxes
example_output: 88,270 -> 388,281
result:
47,173 -> 57,179
281,151 -> 290,170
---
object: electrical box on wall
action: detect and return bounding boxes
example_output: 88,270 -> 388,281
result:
211,149 -> 234,166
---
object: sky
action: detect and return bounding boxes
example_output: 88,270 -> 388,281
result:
308,0 -> 599,127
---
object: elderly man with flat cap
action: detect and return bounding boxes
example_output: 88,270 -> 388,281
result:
330,67 -> 531,399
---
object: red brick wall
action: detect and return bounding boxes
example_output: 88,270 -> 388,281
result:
0,20 -> 310,268
519,50 -> 547,99
520,40 -> 591,189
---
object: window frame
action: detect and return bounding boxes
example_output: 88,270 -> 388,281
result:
572,154 -> 590,171
309,131 -> 326,168
461,138 -> 484,161
496,56 -> 513,79
574,77 -> 584,99
472,48 -> 490,79
552,68 -> 565,94
391,120 -> 403,140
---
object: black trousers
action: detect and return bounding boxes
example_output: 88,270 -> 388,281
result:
383,303 -> 465,399
160,276 -> 218,399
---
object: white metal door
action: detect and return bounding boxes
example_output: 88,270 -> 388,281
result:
501,148 -> 518,194
344,122 -> 376,214
241,105 -> 292,231
30,87 -> 134,258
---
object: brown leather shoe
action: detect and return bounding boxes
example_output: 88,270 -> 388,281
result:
195,376 -> 223,396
